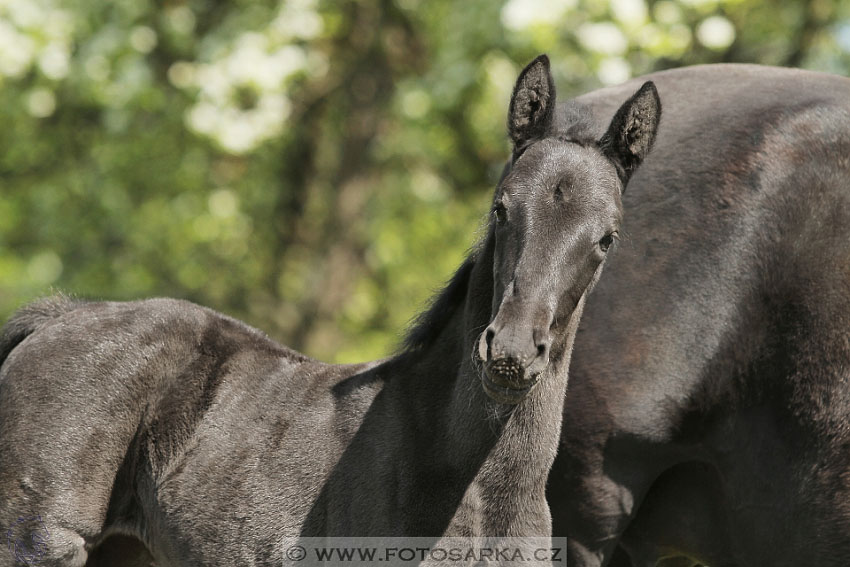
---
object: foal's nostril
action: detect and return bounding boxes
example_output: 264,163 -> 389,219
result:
535,335 -> 551,360
484,327 -> 495,358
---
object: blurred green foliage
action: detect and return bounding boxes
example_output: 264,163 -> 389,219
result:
1,0 -> 849,362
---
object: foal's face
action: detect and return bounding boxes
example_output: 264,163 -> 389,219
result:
477,55 -> 661,404
479,141 -> 622,402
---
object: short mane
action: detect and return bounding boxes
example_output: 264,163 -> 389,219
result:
402,253 -> 477,352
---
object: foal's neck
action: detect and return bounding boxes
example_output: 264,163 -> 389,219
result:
405,233 -> 580,536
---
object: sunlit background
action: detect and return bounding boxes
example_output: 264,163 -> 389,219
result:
1,0 -> 849,362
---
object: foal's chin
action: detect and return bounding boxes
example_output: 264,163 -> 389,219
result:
480,370 -> 542,404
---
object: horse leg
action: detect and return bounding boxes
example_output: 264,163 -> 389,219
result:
617,462 -> 737,567
550,433 -> 703,566
0,328 -> 152,566
85,535 -> 155,567
0,504 -> 91,567
0,427 -> 140,567
550,461 -> 647,567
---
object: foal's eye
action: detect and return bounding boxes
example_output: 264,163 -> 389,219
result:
493,203 -> 507,224
599,233 -> 616,252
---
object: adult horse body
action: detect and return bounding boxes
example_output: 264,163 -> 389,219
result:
0,57 -> 660,566
547,64 -> 850,566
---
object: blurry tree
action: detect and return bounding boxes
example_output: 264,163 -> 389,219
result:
0,0 -> 848,362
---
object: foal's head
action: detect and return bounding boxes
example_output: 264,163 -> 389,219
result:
478,55 -> 661,404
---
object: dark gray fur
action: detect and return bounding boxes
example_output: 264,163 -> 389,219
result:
0,56 -> 659,566
546,64 -> 850,567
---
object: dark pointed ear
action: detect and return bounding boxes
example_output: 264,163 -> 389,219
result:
598,81 -> 661,187
508,54 -> 556,154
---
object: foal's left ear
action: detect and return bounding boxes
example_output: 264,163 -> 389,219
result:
508,54 -> 556,154
598,81 -> 661,187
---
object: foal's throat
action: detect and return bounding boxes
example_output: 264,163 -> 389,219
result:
439,240 -> 573,492
388,240 -> 575,537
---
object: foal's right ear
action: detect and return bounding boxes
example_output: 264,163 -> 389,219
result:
598,81 -> 661,187
508,54 -> 556,155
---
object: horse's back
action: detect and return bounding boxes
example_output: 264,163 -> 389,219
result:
579,64 -> 850,266
576,63 -> 850,135
0,296 -> 312,566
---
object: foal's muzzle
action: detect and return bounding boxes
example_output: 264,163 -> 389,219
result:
476,319 -> 552,404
